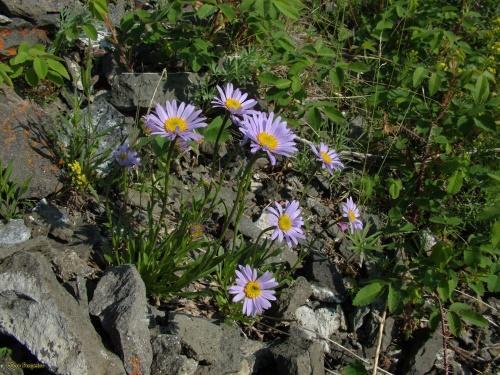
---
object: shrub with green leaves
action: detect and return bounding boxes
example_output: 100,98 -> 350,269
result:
9,43 -> 70,86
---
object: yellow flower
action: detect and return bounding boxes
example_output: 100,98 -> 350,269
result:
68,160 -> 88,190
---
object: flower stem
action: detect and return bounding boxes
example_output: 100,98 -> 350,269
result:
301,162 -> 321,199
219,153 -> 258,247
211,112 -> 230,177
157,138 -> 177,227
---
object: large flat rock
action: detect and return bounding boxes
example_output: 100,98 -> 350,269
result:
0,250 -> 126,375
0,85 -> 60,198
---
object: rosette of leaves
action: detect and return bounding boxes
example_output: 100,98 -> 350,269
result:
9,43 -> 70,86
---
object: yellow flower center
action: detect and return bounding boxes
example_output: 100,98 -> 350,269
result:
257,132 -> 279,151
320,151 -> 332,164
164,117 -> 188,133
225,97 -> 241,111
244,281 -> 262,299
348,210 -> 356,223
278,214 -> 292,231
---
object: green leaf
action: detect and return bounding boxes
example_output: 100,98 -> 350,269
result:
329,66 -> 344,87
274,78 -> 291,89
492,221 -> 500,247
428,72 -> 441,96
306,107 -> 321,130
437,279 -> 450,301
272,0 -> 302,20
203,116 -> 231,144
10,51 -> 28,65
24,67 -> 39,86
388,178 -> 402,199
343,360 -> 367,375
47,59 -> 70,80
428,309 -> 441,331
219,4 -> 236,20
258,72 -> 279,84
387,284 -> 401,313
290,75 -> 301,93
487,275 -> 500,293
473,74 -> 490,104
413,66 -> 427,87
349,61 -> 370,73
447,310 -> 461,336
429,216 -> 462,226
46,70 -> 64,86
449,303 -> 488,328
89,0 -> 108,20
430,244 -> 452,266
33,57 -> 48,80
322,106 -> 345,124
197,4 -> 217,19
82,24 -> 98,40
353,281 -> 385,306
446,169 -> 464,195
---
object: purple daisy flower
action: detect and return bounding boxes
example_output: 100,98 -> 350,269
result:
212,83 -> 257,118
342,197 -> 363,233
144,100 -> 207,142
310,143 -> 343,174
113,143 -> 140,168
228,265 -> 278,317
238,111 -> 297,165
267,200 -> 306,248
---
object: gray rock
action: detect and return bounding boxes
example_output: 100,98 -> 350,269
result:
0,237 -> 95,282
403,326 -> 443,375
303,254 -> 346,302
0,251 -> 125,375
168,312 -> 244,374
273,277 -> 312,319
310,283 -> 342,304
151,334 -> 197,375
0,15 -> 12,24
81,95 -> 129,171
292,305 -> 345,352
110,72 -> 205,111
306,198 -> 333,219
89,265 -> 153,375
0,219 -> 31,246
268,335 -> 324,375
0,0 -> 74,25
0,22 -> 50,52
33,199 -> 71,227
238,215 -> 265,241
0,86 -> 60,198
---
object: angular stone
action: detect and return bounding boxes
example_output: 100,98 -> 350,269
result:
168,312 -> 244,374
89,265 -> 153,375
303,254 -> 346,302
151,334 -> 197,375
0,219 -> 30,246
268,335 -> 324,375
0,86 -> 60,198
0,0 -> 74,25
81,95 -> 130,171
0,23 -> 49,56
0,251 -> 125,375
273,276 -> 312,319
292,306 -> 344,352
110,72 -> 205,111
